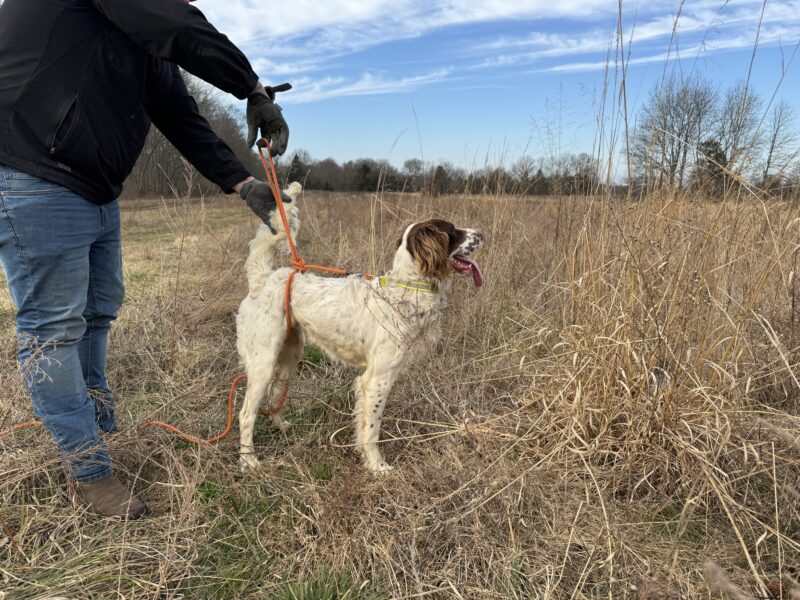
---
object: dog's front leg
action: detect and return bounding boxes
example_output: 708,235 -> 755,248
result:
354,368 -> 398,473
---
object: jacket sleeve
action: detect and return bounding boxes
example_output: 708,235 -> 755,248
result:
90,0 -> 259,99
147,65 -> 252,194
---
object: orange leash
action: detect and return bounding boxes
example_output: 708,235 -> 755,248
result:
138,374 -> 247,445
255,138 -> 372,337
0,420 -> 42,439
0,376 -> 255,443
0,374 -> 292,443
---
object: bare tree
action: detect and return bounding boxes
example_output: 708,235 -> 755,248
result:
760,100 -> 798,190
510,156 -> 536,194
714,81 -> 763,179
402,159 -> 425,192
629,74 -> 717,192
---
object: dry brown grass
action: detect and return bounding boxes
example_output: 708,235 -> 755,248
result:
1,188 -> 800,599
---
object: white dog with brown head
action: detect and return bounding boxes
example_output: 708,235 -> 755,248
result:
236,184 -> 485,472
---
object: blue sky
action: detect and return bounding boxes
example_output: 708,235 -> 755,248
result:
198,0 -> 800,172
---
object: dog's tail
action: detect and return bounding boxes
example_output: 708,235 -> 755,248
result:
244,181 -> 302,295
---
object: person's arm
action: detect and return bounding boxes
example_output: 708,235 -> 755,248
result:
147,65 -> 287,227
147,65 -> 251,192
91,0 -> 259,99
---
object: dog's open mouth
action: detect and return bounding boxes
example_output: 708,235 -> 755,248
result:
451,255 -> 483,288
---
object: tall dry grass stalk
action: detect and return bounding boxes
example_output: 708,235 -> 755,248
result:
1,186 -> 799,598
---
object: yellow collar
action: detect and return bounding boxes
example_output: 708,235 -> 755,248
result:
378,275 -> 438,293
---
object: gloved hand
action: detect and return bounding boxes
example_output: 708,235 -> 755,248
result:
246,82 -> 291,154
240,179 -> 292,231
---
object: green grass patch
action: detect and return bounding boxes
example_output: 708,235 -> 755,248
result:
196,479 -> 224,504
289,399 -> 327,426
303,345 -> 327,366
310,462 -> 333,482
656,503 -> 706,544
274,570 -> 385,600
190,485 -> 285,597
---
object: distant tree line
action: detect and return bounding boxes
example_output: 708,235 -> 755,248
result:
123,72 -> 799,200
276,150 -> 601,196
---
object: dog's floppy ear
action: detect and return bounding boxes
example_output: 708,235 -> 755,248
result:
407,222 -> 451,278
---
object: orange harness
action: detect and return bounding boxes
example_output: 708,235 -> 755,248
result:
255,138 -> 372,337
0,138 -> 368,444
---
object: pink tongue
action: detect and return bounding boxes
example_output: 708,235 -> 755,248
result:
458,256 -> 483,288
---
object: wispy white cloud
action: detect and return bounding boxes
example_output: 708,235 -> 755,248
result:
286,69 -> 453,103
200,0 -> 614,70
472,1 -> 800,70
196,0 -> 800,102
543,24 -> 800,73
201,0 -> 612,44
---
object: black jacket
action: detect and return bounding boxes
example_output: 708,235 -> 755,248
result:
0,0 -> 261,204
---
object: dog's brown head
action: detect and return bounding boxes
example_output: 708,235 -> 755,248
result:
395,219 -> 485,287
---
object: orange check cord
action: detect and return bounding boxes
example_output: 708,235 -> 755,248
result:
0,138 -> 370,445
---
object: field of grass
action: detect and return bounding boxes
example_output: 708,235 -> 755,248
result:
1,188 -> 800,599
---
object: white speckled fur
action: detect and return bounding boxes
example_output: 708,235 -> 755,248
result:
236,184 -> 483,472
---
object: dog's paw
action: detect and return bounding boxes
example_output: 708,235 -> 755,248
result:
367,460 -> 395,474
239,454 -> 261,472
285,181 -> 302,201
272,416 -> 292,433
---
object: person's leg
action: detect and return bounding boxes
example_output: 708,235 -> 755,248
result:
79,200 -> 124,433
0,167 -> 111,483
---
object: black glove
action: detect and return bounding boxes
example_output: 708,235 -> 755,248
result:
246,83 -> 291,155
240,179 -> 292,231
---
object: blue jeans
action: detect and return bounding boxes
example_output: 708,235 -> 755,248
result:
0,165 -> 123,483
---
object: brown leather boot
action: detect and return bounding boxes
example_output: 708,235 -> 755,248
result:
77,474 -> 149,519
